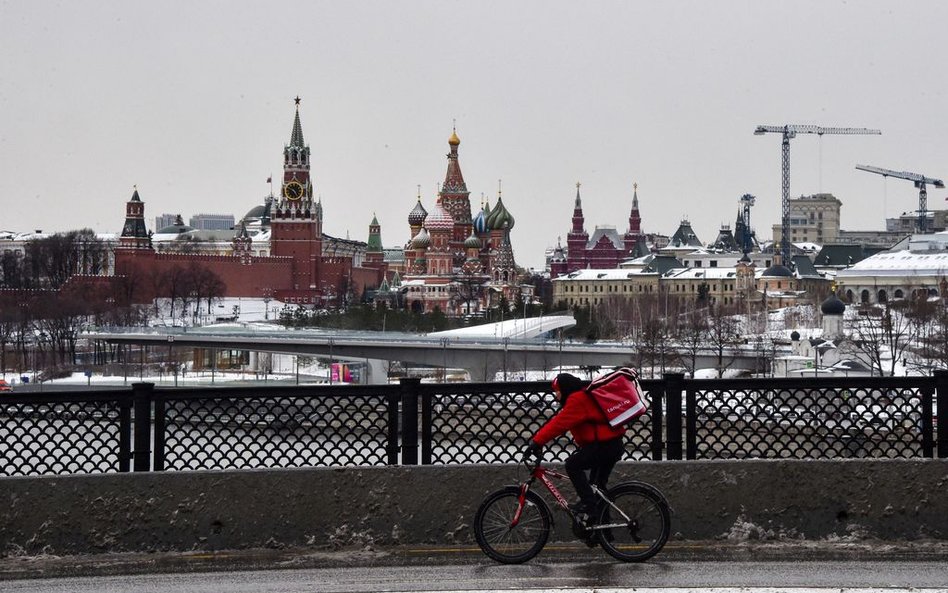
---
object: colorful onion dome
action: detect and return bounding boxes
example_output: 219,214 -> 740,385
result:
408,198 -> 428,226
411,227 -> 430,249
464,232 -> 482,249
425,202 -> 454,230
448,128 -> 460,146
473,207 -> 489,234
486,196 -> 515,231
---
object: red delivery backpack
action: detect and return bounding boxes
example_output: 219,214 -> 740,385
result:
585,367 -> 648,427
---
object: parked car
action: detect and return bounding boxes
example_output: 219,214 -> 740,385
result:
0,379 -> 12,392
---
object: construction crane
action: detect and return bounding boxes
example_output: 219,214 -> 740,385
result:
855,164 -> 945,234
754,124 -> 881,266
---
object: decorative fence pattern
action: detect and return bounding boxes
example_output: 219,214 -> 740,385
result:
1,373 -> 945,476
0,394 -> 131,476
683,376 -> 935,460
153,385 -> 399,471
419,380 -> 658,465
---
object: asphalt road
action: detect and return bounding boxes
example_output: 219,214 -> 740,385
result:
1,541 -> 946,590
3,559 -> 947,592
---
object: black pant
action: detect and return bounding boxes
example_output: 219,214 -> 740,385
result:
565,437 -> 624,508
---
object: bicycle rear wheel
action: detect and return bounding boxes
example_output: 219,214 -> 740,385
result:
473,486 -> 551,564
596,482 -> 670,562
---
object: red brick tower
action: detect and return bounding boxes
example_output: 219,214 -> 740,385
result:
566,182 -> 589,272
624,183 -> 642,258
270,97 -> 323,303
118,187 -> 151,251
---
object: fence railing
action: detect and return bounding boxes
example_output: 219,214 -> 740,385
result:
2,372 -> 945,476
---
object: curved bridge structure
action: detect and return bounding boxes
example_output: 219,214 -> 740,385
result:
93,315 -> 771,383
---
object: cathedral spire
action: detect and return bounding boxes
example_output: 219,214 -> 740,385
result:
441,125 -> 468,198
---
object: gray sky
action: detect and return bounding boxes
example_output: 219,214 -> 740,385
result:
2,1 -> 947,269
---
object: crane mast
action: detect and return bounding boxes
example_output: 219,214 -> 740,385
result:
754,125 -> 881,265
855,164 -> 945,234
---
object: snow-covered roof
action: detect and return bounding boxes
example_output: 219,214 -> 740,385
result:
663,267 -> 737,280
558,268 -> 657,281
586,226 -> 624,250
792,241 -> 822,253
837,250 -> 948,277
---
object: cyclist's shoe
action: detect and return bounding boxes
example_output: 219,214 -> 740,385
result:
570,517 -> 593,543
569,501 -> 592,518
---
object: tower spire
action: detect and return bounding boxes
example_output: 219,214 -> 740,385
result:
290,96 -> 305,148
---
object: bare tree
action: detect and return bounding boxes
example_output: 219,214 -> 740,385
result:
1,251 -> 28,289
675,305 -> 709,377
849,300 -> 917,376
637,317 -> 664,378
706,303 -> 743,378
24,229 -> 105,289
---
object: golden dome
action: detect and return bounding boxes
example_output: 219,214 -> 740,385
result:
448,129 -> 460,146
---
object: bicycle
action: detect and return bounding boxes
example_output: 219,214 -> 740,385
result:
473,455 -> 671,564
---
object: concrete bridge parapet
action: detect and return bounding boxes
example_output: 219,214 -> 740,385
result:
2,459 -> 946,556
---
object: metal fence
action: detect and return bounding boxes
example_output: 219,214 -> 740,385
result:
1,373 -> 945,476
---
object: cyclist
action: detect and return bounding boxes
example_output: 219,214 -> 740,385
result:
523,372 -> 625,523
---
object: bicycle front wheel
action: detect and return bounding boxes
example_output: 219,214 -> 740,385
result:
473,486 -> 551,564
596,482 -> 671,562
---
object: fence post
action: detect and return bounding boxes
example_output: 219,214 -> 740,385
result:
648,378 -> 664,461
153,393 -> 166,471
118,395 -> 133,473
663,373 -> 685,460
400,378 -> 421,465
420,389 -> 433,465
131,382 -> 154,472
386,392 -> 400,465
935,370 -> 948,459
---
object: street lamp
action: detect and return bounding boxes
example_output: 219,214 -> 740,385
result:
503,337 -> 509,381
440,337 -> 450,383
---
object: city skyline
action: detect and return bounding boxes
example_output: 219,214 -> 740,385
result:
3,1 -> 948,269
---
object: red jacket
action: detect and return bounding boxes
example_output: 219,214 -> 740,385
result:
533,389 -> 626,447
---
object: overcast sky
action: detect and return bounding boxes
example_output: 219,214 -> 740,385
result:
2,1 -> 947,269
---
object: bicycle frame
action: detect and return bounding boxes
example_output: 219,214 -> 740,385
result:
512,460 -> 630,531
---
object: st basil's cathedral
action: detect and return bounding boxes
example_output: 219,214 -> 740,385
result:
382,128 -> 520,315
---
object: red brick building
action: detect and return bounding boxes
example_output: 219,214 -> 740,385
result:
549,182 -> 648,278
113,100 -> 385,307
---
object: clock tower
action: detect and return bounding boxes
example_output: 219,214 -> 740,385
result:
118,186 -> 151,250
270,97 -> 323,303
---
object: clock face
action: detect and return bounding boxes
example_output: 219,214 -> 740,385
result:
285,181 -> 304,200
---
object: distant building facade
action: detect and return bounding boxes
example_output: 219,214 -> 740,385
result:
189,213 -> 235,231
771,193 -> 842,246
549,183 -> 648,278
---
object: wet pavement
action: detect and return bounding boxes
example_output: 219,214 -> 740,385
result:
2,539 -> 947,584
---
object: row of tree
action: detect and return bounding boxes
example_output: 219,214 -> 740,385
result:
1,230 -> 227,375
